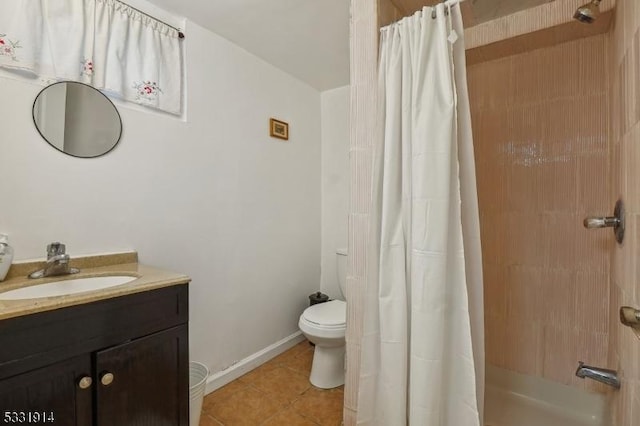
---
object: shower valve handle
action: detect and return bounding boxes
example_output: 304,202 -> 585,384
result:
583,199 -> 625,244
583,217 -> 619,228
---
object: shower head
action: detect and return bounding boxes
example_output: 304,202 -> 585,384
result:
574,0 -> 601,24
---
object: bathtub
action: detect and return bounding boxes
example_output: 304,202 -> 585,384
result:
484,365 -> 609,426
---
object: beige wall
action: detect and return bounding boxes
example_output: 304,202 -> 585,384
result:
468,34 -> 612,392
609,0 -> 640,423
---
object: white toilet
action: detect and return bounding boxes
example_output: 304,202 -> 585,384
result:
298,248 -> 347,389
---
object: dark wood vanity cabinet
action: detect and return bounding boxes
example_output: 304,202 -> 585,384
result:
0,355 -> 93,425
0,284 -> 189,426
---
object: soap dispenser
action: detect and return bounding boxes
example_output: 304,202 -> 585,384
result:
0,234 -> 14,281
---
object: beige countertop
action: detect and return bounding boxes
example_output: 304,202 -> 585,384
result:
0,252 -> 190,321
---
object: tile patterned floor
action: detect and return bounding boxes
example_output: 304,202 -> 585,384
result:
199,340 -> 344,426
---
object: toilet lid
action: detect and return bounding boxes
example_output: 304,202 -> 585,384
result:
303,300 -> 346,326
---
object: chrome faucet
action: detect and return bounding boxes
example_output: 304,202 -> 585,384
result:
575,361 -> 620,389
28,242 -> 80,279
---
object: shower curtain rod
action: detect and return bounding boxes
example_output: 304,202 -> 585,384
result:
115,0 -> 185,39
443,0 -> 467,6
380,0 -> 467,29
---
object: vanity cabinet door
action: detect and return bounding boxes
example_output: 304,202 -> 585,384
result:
0,355 -> 93,425
94,325 -> 188,426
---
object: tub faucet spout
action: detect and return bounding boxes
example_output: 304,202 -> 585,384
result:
575,361 -> 620,389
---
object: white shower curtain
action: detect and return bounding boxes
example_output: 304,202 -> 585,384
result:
356,3 -> 484,425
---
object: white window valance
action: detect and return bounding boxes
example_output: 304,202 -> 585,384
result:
0,0 -> 182,115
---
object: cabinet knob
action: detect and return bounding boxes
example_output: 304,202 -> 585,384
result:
78,376 -> 93,390
100,372 -> 115,386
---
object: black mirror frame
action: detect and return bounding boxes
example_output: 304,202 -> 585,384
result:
32,81 -> 123,159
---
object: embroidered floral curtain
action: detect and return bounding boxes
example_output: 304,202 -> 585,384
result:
0,0 -> 182,115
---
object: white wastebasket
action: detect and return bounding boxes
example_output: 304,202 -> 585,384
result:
189,362 -> 209,426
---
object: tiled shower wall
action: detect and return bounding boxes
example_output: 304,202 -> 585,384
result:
609,0 -> 640,423
468,34 -> 613,391
378,0 -> 403,28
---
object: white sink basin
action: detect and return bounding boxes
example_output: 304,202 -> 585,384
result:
0,276 -> 137,300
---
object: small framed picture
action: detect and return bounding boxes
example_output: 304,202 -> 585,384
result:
270,118 -> 289,140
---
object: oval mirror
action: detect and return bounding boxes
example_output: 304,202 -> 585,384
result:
32,81 -> 122,158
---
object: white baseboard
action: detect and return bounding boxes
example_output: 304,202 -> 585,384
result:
204,331 -> 306,394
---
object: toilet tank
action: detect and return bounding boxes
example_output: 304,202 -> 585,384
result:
336,248 -> 348,299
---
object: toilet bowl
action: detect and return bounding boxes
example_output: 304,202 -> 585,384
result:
298,248 -> 347,389
299,299 -> 346,388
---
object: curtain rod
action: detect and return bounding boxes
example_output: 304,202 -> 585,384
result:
443,0 -> 466,6
115,0 -> 185,39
